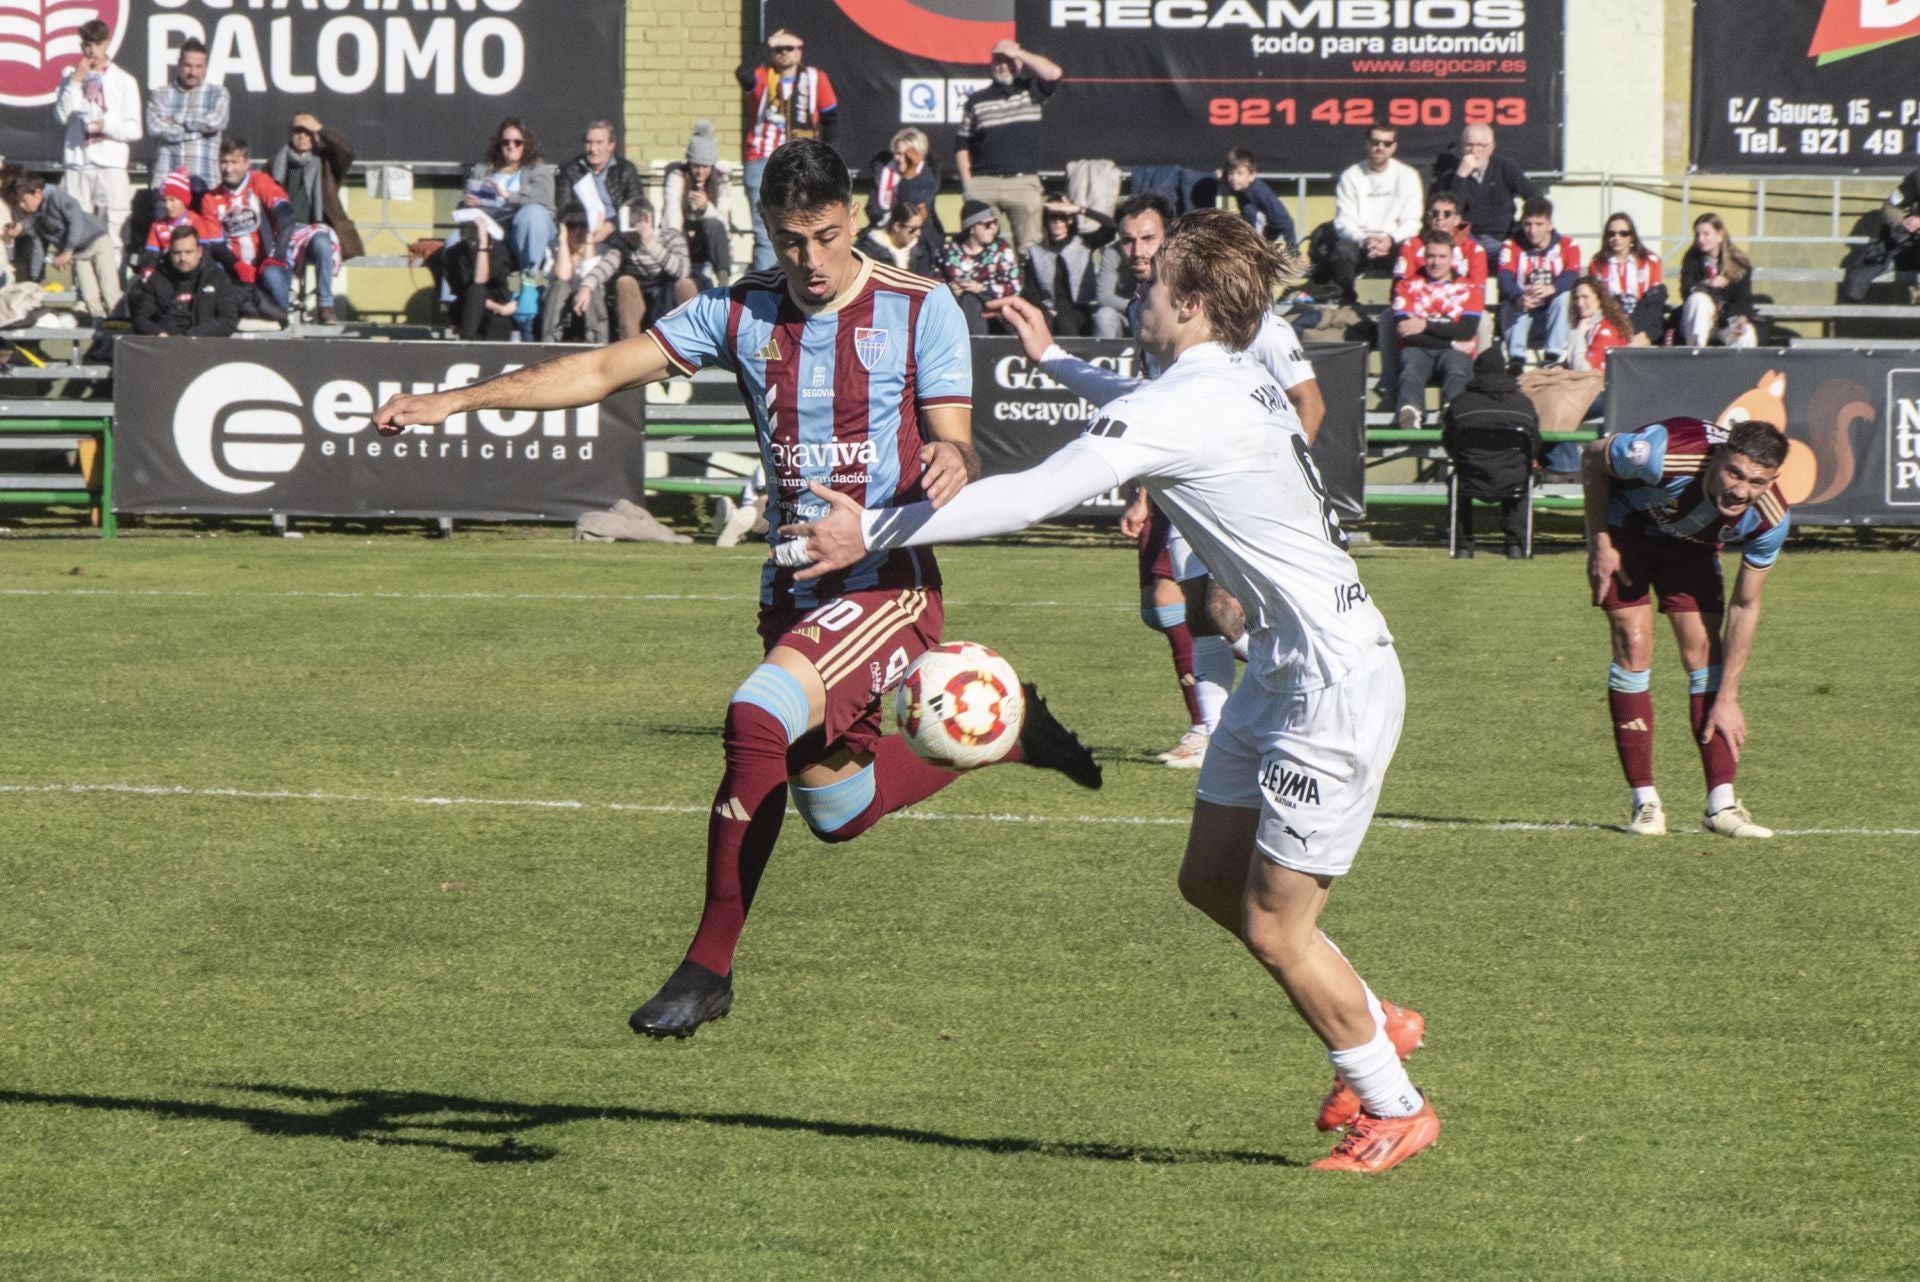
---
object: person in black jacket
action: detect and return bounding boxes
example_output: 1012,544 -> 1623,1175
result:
1841,166 -> 1920,301
1019,189 -> 1115,337
557,120 -> 647,248
129,223 -> 241,336
1678,213 -> 1758,347
1442,347 -> 1542,558
854,201 -> 937,279
1431,123 -> 1542,263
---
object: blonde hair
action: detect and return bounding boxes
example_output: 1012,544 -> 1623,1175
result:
1157,209 -> 1286,351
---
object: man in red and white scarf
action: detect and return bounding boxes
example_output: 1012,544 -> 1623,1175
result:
735,29 -> 838,271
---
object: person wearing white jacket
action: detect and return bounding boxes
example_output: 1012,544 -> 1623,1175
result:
53,19 -> 142,258
1307,126 -> 1424,305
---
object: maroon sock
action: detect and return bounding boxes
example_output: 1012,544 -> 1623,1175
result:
1608,689 -> 1655,788
1165,620 -> 1203,723
814,736 -> 965,844
684,702 -> 791,976
1689,691 -> 1739,791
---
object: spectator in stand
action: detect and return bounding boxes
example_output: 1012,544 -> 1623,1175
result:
54,19 -> 141,259
662,121 -> 733,288
202,135 -> 299,321
1441,348 -> 1542,559
129,222 -> 240,337
955,39 -> 1064,253
1588,212 -> 1666,343
1841,166 -> 1920,302
1380,192 -> 1487,409
541,209 -> 622,345
1019,187 -> 1114,338
269,113 -> 361,323
1221,147 -> 1295,249
1391,230 -> 1483,429
137,167 -> 222,275
1092,192 -> 1174,340
463,117 -> 557,279
1547,275 -> 1634,461
737,29 -> 838,271
559,120 -> 647,247
441,210 -> 516,341
867,127 -> 941,236
1309,125 -> 1424,305
1433,123 -> 1542,263
611,197 -> 695,340
1678,212 -> 1757,348
855,202 -> 936,279
147,38 -> 228,190
1,171 -> 122,321
1498,197 -> 1581,367
940,198 -> 1020,334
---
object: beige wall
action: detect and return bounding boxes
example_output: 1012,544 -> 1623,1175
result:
624,0 -> 745,168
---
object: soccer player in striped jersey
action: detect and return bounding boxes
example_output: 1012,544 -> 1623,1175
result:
372,140 -> 1100,1040
1582,416 -> 1791,838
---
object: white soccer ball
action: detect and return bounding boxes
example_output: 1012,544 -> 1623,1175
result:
894,642 -> 1025,770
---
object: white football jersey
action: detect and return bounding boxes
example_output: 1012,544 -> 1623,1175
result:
864,341 -> 1388,692
1130,309 -> 1316,393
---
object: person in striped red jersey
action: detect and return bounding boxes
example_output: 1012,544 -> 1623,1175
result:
371,140 -> 1101,1039
1581,416 -> 1790,841
1588,212 -> 1667,342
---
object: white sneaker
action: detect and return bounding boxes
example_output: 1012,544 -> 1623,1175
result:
715,495 -> 762,548
1625,800 -> 1667,835
1703,802 -> 1773,839
1160,728 -> 1209,769
1395,405 -> 1423,431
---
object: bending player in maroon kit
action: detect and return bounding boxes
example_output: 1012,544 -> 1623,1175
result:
1582,416 -> 1790,838
371,140 -> 1100,1038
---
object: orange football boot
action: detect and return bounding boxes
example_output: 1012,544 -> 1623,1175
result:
1309,1096 -> 1441,1173
1315,1000 -> 1426,1131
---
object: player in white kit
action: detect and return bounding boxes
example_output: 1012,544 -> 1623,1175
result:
780,210 -> 1440,1172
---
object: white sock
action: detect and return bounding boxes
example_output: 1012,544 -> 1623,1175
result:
1631,786 -> 1660,807
1191,636 -> 1234,731
1706,783 -> 1735,813
1229,632 -> 1249,661
1328,1029 -> 1422,1119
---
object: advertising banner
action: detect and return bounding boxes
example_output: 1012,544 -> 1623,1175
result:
1691,0 -> 1920,173
114,338 -> 646,520
0,1 -> 622,166
970,336 -> 1368,519
1604,347 -> 1920,526
764,0 -> 1562,175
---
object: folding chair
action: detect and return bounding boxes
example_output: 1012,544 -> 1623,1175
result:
1446,422 -> 1536,558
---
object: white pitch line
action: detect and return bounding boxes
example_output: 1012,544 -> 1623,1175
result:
2,782 -> 1914,838
0,587 -> 1111,609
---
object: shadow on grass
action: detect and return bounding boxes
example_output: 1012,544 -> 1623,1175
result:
0,1083 -> 1301,1168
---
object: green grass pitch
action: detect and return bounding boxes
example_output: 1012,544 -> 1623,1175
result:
2,530 -> 1916,1280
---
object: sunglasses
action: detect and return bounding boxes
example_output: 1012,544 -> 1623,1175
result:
1368,139 -> 1396,148
1606,229 -> 1632,238
501,138 -> 525,147
770,43 -> 801,52
1429,209 -> 1458,219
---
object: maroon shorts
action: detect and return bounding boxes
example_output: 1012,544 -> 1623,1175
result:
1138,505 -> 1174,587
758,587 -> 945,757
1596,516 -> 1725,616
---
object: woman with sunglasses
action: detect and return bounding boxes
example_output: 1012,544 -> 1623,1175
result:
463,118 -> 557,279
1588,212 -> 1666,343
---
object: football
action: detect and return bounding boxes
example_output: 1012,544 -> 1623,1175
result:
894,642 -> 1025,770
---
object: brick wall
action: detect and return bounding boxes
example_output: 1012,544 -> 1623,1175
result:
625,0 -> 749,168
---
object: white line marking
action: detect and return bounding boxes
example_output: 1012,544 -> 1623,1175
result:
0,588 -> 1114,609
2,782 -> 1912,838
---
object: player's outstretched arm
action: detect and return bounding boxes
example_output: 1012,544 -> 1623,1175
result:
989,295 -> 1144,409
1581,439 -> 1623,605
372,333 -> 676,435
1701,563 -> 1770,756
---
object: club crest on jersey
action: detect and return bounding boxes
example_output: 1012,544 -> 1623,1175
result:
853,327 -> 889,371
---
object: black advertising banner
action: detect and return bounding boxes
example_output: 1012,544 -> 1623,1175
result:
1020,0 -> 1563,171
764,1 -> 1562,174
1691,0 -> 1920,173
0,2 -> 622,165
1605,347 -> 1920,526
971,337 -> 1368,519
115,338 -> 646,520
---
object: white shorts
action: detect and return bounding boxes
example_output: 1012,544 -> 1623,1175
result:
1194,644 -> 1405,877
1165,525 -> 1208,583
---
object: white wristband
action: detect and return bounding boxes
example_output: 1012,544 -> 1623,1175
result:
772,538 -> 812,568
